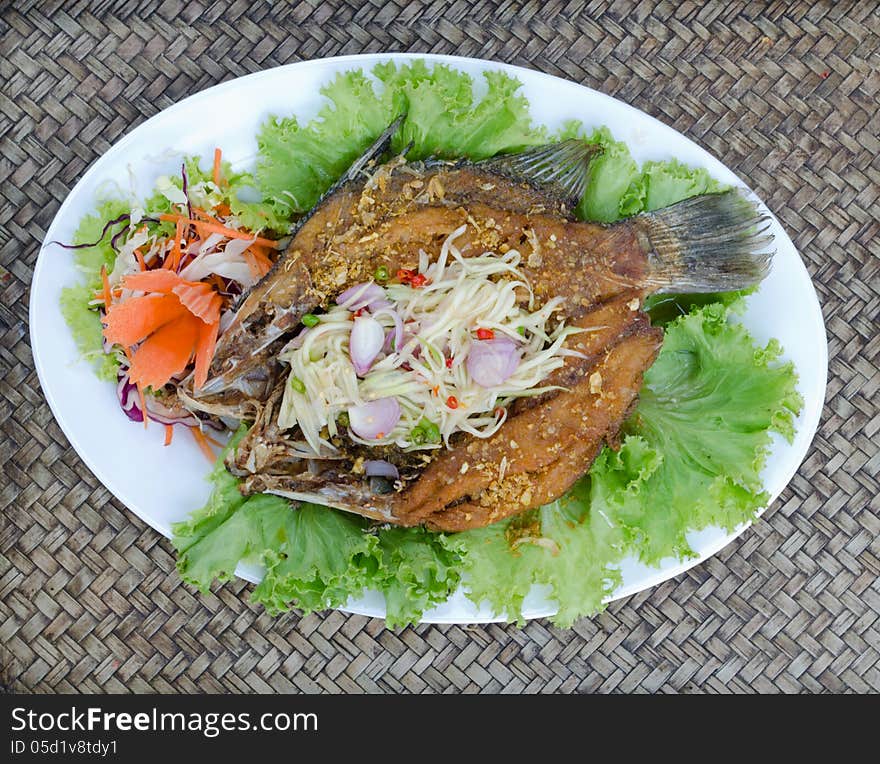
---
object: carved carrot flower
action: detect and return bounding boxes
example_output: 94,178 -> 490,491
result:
102,270 -> 221,390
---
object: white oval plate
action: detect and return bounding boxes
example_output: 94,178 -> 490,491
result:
30,53 -> 827,624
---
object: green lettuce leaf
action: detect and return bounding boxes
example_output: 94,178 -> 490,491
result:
256,62 -> 546,219
460,302 -> 801,624
172,426 -> 462,624
143,156 -> 290,236
636,158 -> 726,212
643,288 -> 753,327
173,425 -> 377,610
255,69 -> 397,218
171,425 -> 250,564
68,198 -> 130,283
252,505 -> 381,616
557,121 -> 730,223
59,198 -> 129,380
616,303 -> 803,563
460,476 -> 633,628
60,283 -> 119,381
377,527 -> 465,628
376,62 -> 546,159
460,444 -> 658,628
578,126 -> 642,222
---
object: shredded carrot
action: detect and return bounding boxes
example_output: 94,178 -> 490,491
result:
190,427 -> 217,464
103,294 -> 188,347
164,219 -> 185,271
164,424 -> 174,446
100,265 -> 112,309
134,248 -> 146,271
215,202 -> 231,217
212,148 -> 222,187
193,319 -> 219,389
192,207 -> 224,226
105,270 -> 223,391
202,432 -> 224,449
242,251 -> 261,280
158,213 -> 281,249
194,209 -> 274,277
172,282 -> 222,324
122,269 -> 185,294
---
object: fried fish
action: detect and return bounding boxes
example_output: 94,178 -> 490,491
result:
179,118 -> 772,531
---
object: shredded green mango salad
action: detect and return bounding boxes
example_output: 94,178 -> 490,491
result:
62,61 -> 802,627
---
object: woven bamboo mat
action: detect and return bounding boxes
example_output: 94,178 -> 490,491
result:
1,0 -> 878,694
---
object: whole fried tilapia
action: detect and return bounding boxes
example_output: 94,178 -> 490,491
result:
180,118 -> 772,531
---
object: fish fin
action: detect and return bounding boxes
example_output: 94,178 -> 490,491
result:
327,113 -> 407,192
637,189 -> 774,293
478,139 -> 601,208
270,113 -> 407,244
264,489 -> 397,524
247,477 -> 399,524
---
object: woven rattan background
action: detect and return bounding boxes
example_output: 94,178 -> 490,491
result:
1,0 -> 878,693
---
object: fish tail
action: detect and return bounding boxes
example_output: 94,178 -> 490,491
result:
636,189 -> 774,293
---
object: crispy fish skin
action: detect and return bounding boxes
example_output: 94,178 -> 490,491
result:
193,129 -> 772,532
392,318 -> 662,531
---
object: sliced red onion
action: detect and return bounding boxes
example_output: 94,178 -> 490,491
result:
364,459 -> 400,480
372,307 -> 404,353
143,394 -> 202,427
336,282 -> 392,312
116,371 -> 144,423
116,366 -> 221,429
110,225 -> 129,252
466,337 -> 521,388
180,162 -> 194,222
350,315 -> 385,375
348,397 -> 400,440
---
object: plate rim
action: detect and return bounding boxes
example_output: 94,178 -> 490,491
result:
29,51 -> 829,625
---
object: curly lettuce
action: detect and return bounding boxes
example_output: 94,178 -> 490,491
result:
59,198 -> 129,380
458,304 -> 802,625
255,62 -> 547,219
173,429 -> 464,625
